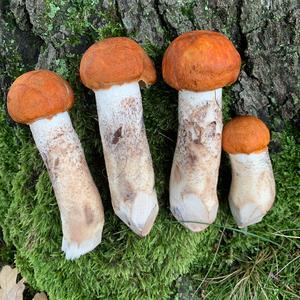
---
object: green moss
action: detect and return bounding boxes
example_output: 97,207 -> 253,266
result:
0,18 -> 24,80
0,16 -> 26,240
0,229 -> 15,266
181,1 -> 197,20
2,67 -> 299,298
41,0 -> 124,48
47,3 -> 60,19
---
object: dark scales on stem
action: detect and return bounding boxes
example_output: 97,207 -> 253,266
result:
112,127 -> 122,144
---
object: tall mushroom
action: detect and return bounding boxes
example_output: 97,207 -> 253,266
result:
162,30 -> 241,232
222,115 -> 276,227
7,70 -> 105,260
80,37 -> 159,236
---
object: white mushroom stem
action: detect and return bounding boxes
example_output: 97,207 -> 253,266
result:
30,112 -> 104,260
228,150 -> 275,227
95,82 -> 158,236
170,89 -> 222,232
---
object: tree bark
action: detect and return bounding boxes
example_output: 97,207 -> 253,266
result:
0,0 -> 299,127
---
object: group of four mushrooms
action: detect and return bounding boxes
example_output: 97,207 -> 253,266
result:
7,30 -> 275,260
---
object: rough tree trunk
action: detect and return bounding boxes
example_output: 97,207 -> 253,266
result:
0,0 -> 299,127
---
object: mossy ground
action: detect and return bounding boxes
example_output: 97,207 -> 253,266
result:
0,1 -> 299,299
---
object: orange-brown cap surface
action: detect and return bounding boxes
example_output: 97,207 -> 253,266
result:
7,70 -> 74,124
80,37 -> 156,90
222,116 -> 270,154
162,30 -> 241,92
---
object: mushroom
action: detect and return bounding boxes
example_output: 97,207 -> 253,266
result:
80,37 -> 159,236
222,115 -> 276,227
162,30 -> 241,232
7,70 -> 105,260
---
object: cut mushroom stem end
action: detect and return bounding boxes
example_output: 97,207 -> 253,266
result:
228,150 -> 275,228
116,190 -> 158,237
62,225 -> 103,260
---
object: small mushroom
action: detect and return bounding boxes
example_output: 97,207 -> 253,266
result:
162,30 -> 241,232
80,37 -> 159,236
7,70 -> 105,260
222,115 -> 276,227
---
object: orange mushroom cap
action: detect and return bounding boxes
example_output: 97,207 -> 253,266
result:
80,37 -> 156,91
7,70 -> 74,124
162,30 -> 241,92
222,116 -> 270,154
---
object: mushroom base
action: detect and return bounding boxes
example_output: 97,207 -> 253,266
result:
229,150 -> 276,227
170,89 -> 222,232
95,82 -> 158,236
30,112 -> 104,259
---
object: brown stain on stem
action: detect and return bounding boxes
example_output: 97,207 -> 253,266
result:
112,126 -> 122,144
84,205 -> 94,225
173,164 -> 182,183
122,180 -> 136,202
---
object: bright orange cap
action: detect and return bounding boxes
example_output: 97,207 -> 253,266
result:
162,30 -> 241,92
222,116 -> 270,154
7,70 -> 74,124
80,37 -> 156,90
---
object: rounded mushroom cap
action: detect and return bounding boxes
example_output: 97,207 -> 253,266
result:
162,30 -> 241,92
80,37 -> 156,90
7,70 -> 74,124
222,116 -> 270,154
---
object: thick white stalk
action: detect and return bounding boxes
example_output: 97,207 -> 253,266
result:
95,82 -> 158,236
229,150 -> 275,227
30,112 -> 104,260
170,89 -> 222,232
